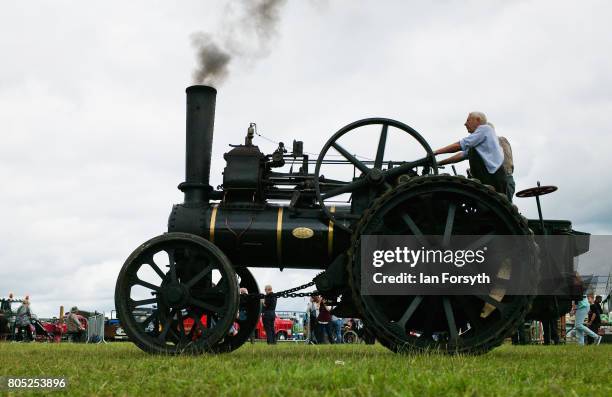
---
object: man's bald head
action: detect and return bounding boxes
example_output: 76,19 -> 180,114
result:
464,111 -> 488,133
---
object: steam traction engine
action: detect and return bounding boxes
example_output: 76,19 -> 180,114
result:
115,86 -> 586,354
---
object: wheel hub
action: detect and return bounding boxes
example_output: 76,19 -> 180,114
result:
162,283 -> 189,307
367,168 -> 384,184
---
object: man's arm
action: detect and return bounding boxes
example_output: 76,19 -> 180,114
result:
437,152 -> 466,166
588,309 -> 596,325
434,142 -> 462,155
433,142 -> 466,165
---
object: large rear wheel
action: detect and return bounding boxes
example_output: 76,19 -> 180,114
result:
349,175 -> 539,354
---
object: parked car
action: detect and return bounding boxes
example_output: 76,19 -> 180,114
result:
105,309 -> 150,341
105,318 -> 128,341
255,314 -> 293,341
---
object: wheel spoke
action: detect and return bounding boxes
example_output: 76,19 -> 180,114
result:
157,310 -> 175,343
176,311 -> 190,347
374,124 -> 388,169
466,233 -> 495,251
130,298 -> 157,309
166,249 -> 177,283
191,286 -> 224,299
321,178 -> 369,200
147,258 -> 167,281
189,297 -> 224,314
442,203 -> 456,248
421,299 -> 435,338
185,265 -> 214,289
189,312 -> 206,338
384,156 -> 431,179
134,277 -> 160,292
396,295 -> 423,329
400,213 -> 429,247
139,311 -> 158,332
475,294 -> 507,317
454,295 -> 483,332
331,142 -> 370,174
442,297 -> 458,342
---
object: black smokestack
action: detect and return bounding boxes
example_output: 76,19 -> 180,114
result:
180,85 -> 217,204
191,0 -> 287,86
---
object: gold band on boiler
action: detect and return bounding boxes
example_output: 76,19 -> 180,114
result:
209,204 -> 218,244
277,207 -> 283,265
328,205 -> 335,258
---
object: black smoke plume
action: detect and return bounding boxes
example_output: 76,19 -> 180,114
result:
191,33 -> 231,86
191,0 -> 287,87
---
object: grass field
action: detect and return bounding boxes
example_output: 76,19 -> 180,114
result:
1,342 -> 610,396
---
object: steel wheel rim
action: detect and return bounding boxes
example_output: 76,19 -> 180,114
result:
351,177 -> 538,353
114,233 -> 239,355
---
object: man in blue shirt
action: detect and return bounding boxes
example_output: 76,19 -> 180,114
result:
433,112 -> 507,194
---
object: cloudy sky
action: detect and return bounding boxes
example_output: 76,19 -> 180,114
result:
1,0 -> 611,317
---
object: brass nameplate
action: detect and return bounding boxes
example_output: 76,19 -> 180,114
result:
292,227 -> 314,239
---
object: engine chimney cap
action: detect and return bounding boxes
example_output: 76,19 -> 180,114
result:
186,85 -> 217,94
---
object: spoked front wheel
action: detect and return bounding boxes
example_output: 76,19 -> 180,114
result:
115,233 -> 239,355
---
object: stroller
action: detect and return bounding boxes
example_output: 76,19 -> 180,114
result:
342,319 -> 376,344
30,317 -> 59,342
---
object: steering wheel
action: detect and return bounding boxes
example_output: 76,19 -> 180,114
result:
314,118 -> 437,233
516,185 -> 558,198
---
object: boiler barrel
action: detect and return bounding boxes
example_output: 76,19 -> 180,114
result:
168,204 -> 351,269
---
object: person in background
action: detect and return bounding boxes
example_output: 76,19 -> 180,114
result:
262,285 -> 277,345
306,295 -> 319,344
434,112 -> 507,194
230,287 -> 249,337
66,306 -> 86,342
572,296 -> 601,345
15,299 -> 33,342
331,314 -> 343,344
487,122 -> 515,201
303,308 -> 310,342
0,294 -> 11,312
541,317 -> 560,345
291,315 -> 299,340
586,294 -> 603,345
316,297 -> 335,344
0,312 -> 9,340
511,322 -> 528,345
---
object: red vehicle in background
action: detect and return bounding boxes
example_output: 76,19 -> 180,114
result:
254,314 -> 293,341
181,315 -> 209,335
134,312 -> 293,342
30,313 -> 87,343
182,314 -> 292,341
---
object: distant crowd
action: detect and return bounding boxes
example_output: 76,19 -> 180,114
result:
0,295 -> 86,343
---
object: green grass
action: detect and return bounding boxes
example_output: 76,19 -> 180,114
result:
1,342 -> 610,396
